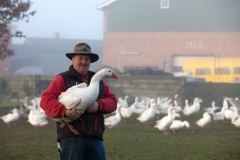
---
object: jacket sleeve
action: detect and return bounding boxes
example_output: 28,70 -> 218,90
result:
97,80 -> 117,114
40,75 -> 67,118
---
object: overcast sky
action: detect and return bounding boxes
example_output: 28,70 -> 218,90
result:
12,0 -> 105,44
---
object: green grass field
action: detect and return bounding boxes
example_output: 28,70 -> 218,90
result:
0,108 -> 240,160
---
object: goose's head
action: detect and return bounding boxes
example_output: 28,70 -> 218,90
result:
184,121 -> 190,129
174,94 -> 179,99
97,68 -> 118,79
150,99 -> 157,108
30,99 -> 36,105
193,97 -> 199,103
168,106 -> 176,113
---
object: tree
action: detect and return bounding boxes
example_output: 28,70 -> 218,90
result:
0,0 -> 36,60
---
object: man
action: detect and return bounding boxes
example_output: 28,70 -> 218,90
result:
40,43 -> 117,160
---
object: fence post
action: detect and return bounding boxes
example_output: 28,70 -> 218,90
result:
0,79 -> 2,106
35,75 -> 41,97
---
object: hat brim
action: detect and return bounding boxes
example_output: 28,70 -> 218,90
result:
66,52 -> 99,63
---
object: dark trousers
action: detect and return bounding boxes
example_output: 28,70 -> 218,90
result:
59,136 -> 106,160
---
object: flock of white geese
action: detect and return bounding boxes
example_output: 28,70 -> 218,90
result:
104,95 -> 240,135
0,96 -> 48,129
1,94 -> 240,135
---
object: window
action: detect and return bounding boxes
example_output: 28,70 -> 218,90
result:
234,67 -> 240,74
215,68 -> 230,75
196,68 -> 211,75
160,0 -> 169,9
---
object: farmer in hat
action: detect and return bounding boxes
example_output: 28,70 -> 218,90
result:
40,43 -> 117,160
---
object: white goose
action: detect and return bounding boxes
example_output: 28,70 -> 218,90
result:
137,99 -> 158,123
171,105 -> 182,114
115,96 -> 128,116
104,103 -> 122,129
225,98 -> 240,120
135,96 -> 148,109
35,96 -> 47,120
182,97 -> 202,117
120,101 -> 136,119
183,99 -> 190,110
134,97 -> 149,115
195,98 -> 202,113
158,97 -> 172,115
154,106 -> 176,135
0,108 -> 20,127
28,99 -> 49,128
172,112 -> 181,119
204,101 -> 218,114
196,112 -> 211,128
225,97 -> 240,112
170,95 -> 182,114
56,68 -> 118,134
173,94 -> 179,106
231,117 -> 240,127
212,99 -> 228,121
118,95 -> 129,108
224,107 -> 239,121
169,120 -> 190,134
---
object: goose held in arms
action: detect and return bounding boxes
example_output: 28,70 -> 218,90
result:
55,68 -> 118,134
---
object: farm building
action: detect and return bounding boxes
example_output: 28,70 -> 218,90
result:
1,0 -> 240,83
97,0 -> 240,77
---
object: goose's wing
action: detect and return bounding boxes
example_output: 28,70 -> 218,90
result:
204,107 -> 214,114
170,120 -> 182,130
138,108 -> 155,122
29,114 -> 49,126
58,93 -> 82,109
138,109 -> 150,119
196,114 -> 211,126
196,117 -> 205,125
156,115 -> 168,125
65,83 -> 88,93
158,116 -> 173,130
104,117 -> 121,128
105,115 -> 118,122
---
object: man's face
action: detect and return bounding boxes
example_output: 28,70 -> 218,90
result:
72,54 -> 91,76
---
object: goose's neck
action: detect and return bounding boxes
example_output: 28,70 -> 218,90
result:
88,76 -> 102,88
116,107 -> 121,115
91,71 -> 105,83
31,101 -> 37,111
135,97 -> 139,103
168,108 -> 172,116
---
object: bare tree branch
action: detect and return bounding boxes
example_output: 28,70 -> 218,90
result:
0,0 -> 36,60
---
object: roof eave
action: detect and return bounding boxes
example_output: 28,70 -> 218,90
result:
96,0 -> 118,10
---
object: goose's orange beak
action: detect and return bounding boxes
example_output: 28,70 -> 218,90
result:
112,72 -> 118,79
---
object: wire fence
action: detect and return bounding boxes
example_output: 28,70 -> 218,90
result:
0,75 -> 52,107
1,75 -> 240,108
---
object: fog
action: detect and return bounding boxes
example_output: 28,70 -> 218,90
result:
12,0 -> 104,44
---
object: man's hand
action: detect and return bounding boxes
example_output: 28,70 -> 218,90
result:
64,110 -> 81,121
86,102 -> 99,113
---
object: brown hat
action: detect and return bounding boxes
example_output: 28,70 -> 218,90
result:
66,43 -> 99,63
